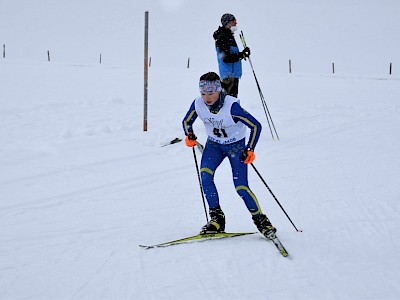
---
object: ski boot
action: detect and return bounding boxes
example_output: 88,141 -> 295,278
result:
252,214 -> 277,239
200,206 -> 225,234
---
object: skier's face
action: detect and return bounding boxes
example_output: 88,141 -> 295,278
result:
201,92 -> 220,106
228,19 -> 237,27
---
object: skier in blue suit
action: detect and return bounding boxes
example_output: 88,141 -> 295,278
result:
182,71 -> 277,239
213,13 -> 250,97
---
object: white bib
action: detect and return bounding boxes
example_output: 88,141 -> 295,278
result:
195,95 -> 246,145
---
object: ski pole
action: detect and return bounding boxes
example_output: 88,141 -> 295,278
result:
192,147 -> 209,222
239,31 -> 280,141
250,163 -> 301,232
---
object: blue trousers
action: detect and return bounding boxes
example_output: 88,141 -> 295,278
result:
200,139 -> 263,216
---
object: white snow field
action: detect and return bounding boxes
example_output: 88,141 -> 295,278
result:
1,0 -> 400,299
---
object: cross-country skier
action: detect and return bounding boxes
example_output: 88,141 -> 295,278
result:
182,71 -> 277,240
213,13 -> 250,97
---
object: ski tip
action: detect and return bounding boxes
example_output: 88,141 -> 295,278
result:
139,245 -> 153,250
281,251 -> 289,257
161,137 -> 182,147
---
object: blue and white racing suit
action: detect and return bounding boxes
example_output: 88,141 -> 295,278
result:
182,94 -> 264,216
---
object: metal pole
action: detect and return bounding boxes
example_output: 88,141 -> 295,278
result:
239,31 -> 279,141
143,11 -> 149,131
192,147 -> 209,222
250,163 -> 301,232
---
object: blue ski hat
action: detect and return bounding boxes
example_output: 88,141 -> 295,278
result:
221,13 -> 236,27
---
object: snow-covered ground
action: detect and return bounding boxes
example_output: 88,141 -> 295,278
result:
1,1 -> 400,299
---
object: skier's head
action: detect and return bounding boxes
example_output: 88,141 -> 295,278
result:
221,13 -> 236,27
199,71 -> 220,82
199,72 -> 222,94
221,13 -> 237,32
199,72 -> 222,106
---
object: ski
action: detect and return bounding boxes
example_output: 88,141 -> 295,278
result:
160,138 -> 204,152
269,234 -> 289,257
139,232 -> 257,249
140,232 -> 289,257
161,137 -> 182,147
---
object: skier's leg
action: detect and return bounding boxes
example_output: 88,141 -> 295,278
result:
200,141 -> 225,209
226,141 -> 277,239
226,141 -> 263,215
200,141 -> 226,233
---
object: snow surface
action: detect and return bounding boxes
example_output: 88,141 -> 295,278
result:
1,0 -> 400,299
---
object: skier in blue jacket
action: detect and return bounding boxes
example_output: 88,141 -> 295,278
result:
182,71 -> 277,239
213,13 -> 250,97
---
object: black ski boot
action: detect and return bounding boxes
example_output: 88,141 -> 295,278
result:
252,214 -> 277,239
200,206 -> 225,234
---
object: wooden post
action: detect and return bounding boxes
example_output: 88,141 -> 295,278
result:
187,57 -> 190,68
3,44 -> 5,58
289,59 -> 292,73
99,53 -> 102,64
149,57 -> 151,67
47,50 -> 51,61
332,62 -> 335,74
390,62 -> 392,75
143,11 -> 149,132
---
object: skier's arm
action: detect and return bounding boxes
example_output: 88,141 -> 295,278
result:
231,102 -> 262,150
182,100 -> 198,136
216,39 -> 243,63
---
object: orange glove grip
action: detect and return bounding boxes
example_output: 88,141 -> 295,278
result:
243,150 -> 255,164
185,135 -> 197,147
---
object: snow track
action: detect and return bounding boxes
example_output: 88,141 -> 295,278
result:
1,0 -> 400,299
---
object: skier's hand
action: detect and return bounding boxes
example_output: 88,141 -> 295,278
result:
185,132 -> 197,147
241,47 -> 251,59
241,148 -> 255,164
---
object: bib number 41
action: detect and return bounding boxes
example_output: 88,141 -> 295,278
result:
213,128 -> 228,138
